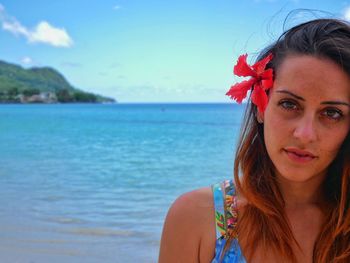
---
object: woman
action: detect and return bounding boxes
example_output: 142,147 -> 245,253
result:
159,18 -> 350,263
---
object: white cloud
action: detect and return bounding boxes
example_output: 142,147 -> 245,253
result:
113,5 -> 121,10
2,20 -> 28,36
29,21 -> 73,47
0,4 -> 73,47
343,6 -> 350,21
21,56 -> 33,65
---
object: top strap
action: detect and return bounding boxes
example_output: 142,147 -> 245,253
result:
212,181 -> 226,239
212,179 -> 238,240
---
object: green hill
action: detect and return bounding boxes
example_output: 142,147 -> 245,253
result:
0,60 -> 116,103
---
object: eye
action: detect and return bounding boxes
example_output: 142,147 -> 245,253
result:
321,108 -> 343,121
278,100 -> 298,111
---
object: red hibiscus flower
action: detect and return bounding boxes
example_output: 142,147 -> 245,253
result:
226,53 -> 274,113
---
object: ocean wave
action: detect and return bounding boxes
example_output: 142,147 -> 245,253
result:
47,217 -> 86,225
68,227 -> 136,237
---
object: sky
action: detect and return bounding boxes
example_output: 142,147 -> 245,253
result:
1,1 -> 350,103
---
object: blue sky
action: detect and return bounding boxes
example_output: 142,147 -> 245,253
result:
1,1 -> 350,102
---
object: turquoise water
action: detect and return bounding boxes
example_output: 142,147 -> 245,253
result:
0,103 -> 244,263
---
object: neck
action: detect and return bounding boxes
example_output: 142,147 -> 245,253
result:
276,173 -> 326,208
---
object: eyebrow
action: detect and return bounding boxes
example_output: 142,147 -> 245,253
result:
275,90 -> 350,108
276,90 -> 304,101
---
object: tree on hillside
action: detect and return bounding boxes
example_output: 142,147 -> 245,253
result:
23,88 -> 40,96
56,89 -> 73,102
7,87 -> 19,96
73,91 -> 97,102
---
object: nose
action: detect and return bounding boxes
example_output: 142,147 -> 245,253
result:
292,115 -> 318,143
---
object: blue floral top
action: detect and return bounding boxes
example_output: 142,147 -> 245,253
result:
211,180 -> 246,263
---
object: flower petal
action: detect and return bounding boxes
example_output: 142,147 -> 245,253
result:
226,78 -> 255,103
252,53 -> 273,74
234,54 -> 256,77
260,68 -> 274,89
251,83 -> 268,113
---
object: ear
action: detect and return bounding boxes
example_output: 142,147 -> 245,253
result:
256,111 -> 264,124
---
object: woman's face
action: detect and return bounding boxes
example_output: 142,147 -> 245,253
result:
263,55 -> 350,183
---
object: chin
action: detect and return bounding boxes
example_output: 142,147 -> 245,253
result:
274,166 -> 326,184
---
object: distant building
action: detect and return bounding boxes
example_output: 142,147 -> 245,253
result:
18,92 -> 58,103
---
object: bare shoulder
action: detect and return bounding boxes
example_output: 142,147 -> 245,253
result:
158,186 -> 216,263
172,186 -> 213,211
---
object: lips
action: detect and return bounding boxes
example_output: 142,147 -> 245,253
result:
283,147 -> 317,163
284,148 -> 316,158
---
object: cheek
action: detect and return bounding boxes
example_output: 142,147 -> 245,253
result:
321,119 -> 350,151
320,130 -> 349,155
263,113 -> 290,153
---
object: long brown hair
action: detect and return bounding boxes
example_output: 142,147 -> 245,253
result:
232,18 -> 350,262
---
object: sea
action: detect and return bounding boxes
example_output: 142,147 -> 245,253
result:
0,103 -> 244,263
